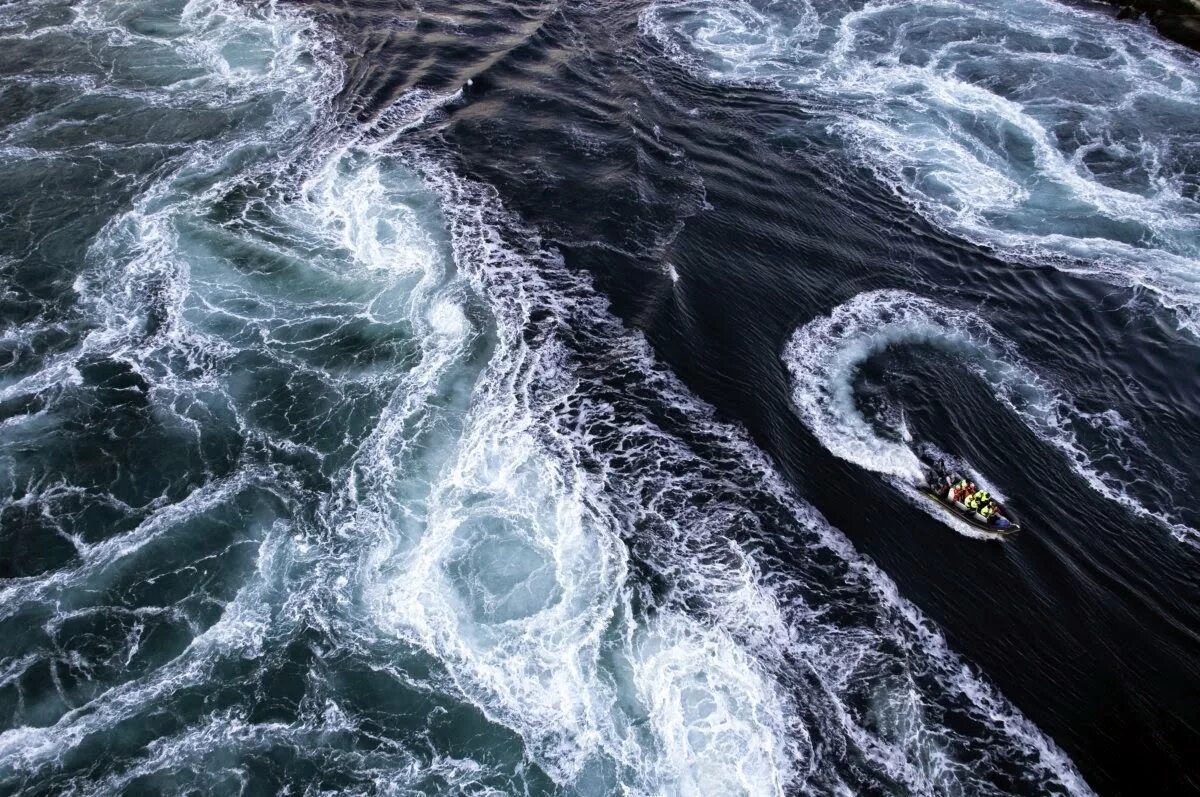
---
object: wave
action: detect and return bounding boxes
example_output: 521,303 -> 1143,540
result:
641,0 -> 1200,335
0,0 -> 1093,794
0,0 -> 465,787
783,289 -> 1197,542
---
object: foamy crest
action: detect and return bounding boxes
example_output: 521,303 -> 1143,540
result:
0,0 -> 475,789
632,615 -> 794,796
365,406 -> 630,781
351,164 -> 1092,794
784,291 -> 1011,482
342,163 -> 802,793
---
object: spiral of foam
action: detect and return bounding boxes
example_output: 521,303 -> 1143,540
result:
0,0 -> 1098,793
642,0 -> 1200,335
784,290 -> 1196,542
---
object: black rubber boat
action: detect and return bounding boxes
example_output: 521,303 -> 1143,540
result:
919,469 -> 1021,536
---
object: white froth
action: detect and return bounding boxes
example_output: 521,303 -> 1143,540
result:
783,289 -> 1196,542
643,0 -> 1200,334
378,163 -> 1093,795
0,0 -> 475,786
366,411 -> 629,782
783,291 -> 988,482
0,0 -> 1109,794
633,615 -> 794,797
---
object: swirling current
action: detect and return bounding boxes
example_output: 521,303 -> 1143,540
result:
1,0 -> 1199,795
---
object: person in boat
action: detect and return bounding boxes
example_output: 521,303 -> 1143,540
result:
931,472 -> 951,497
943,476 -> 1015,529
981,502 -> 1012,527
966,489 -> 990,512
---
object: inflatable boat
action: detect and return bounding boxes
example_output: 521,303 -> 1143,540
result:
920,470 -> 1020,536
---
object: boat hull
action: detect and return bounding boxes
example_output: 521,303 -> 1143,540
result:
919,488 -> 1021,536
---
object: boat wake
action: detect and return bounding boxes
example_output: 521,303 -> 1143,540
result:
0,0 -> 1096,794
783,290 -> 1197,543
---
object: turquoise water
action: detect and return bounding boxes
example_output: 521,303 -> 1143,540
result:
4,0 -> 1197,792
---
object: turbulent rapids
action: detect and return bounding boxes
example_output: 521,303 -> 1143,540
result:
0,0 -> 1097,793
5,0 -> 1200,792
642,0 -> 1200,335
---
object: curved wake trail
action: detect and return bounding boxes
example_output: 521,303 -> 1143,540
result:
642,0 -> 1200,336
0,0 -> 1093,794
783,289 -> 1197,543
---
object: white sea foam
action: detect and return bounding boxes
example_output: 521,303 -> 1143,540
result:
631,615 -> 795,796
642,0 -> 1200,335
338,162 -> 803,793
347,164 -> 1091,794
0,467 -> 273,621
0,0 -> 459,786
0,526 -> 286,773
0,0 -> 1098,793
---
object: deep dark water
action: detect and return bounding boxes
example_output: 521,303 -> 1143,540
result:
2,0 -> 1200,793
1088,0 -> 1200,52
313,0 -> 1200,790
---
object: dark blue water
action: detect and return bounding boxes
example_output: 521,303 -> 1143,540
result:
1,0 -> 1199,794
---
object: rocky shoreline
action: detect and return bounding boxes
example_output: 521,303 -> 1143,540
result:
1103,0 -> 1200,50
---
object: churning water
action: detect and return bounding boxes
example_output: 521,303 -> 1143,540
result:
644,0 -> 1200,334
2,0 -> 1200,794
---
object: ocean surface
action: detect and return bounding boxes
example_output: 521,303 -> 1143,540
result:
1,0 -> 1199,794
